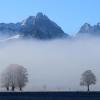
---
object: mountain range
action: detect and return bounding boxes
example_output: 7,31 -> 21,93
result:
0,12 -> 99,41
0,12 -> 68,40
78,23 -> 100,36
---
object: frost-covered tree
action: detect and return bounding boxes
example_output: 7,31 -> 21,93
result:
80,70 -> 96,92
1,64 -> 28,91
1,65 -> 17,91
15,65 -> 28,91
1,71 -> 10,91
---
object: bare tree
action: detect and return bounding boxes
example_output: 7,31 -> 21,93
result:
80,70 -> 96,92
8,65 -> 17,91
1,64 -> 28,91
1,64 -> 18,91
15,65 -> 28,91
1,71 -> 10,91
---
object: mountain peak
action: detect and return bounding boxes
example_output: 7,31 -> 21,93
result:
97,22 -> 100,27
21,12 -> 49,26
36,12 -> 44,17
0,12 -> 68,39
21,16 -> 35,26
78,23 -> 92,34
36,12 -> 49,20
78,22 -> 100,36
22,12 -> 68,39
82,23 -> 91,29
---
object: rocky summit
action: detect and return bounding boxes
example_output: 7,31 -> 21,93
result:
78,23 -> 100,36
0,12 -> 68,40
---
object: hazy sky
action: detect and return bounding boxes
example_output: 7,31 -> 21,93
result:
0,0 -> 100,35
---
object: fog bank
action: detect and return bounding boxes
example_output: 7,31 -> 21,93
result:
0,37 -> 100,91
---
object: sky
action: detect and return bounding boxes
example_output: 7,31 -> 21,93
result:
0,0 -> 100,35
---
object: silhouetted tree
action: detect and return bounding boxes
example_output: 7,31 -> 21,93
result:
80,70 -> 96,92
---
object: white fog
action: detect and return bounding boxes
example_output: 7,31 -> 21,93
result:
0,37 -> 99,91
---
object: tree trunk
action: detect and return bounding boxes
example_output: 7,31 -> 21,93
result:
87,85 -> 90,92
11,86 -> 15,91
19,87 -> 22,91
6,87 -> 9,91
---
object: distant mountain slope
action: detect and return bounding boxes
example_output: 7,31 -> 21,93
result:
0,12 -> 68,39
78,23 -> 100,36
